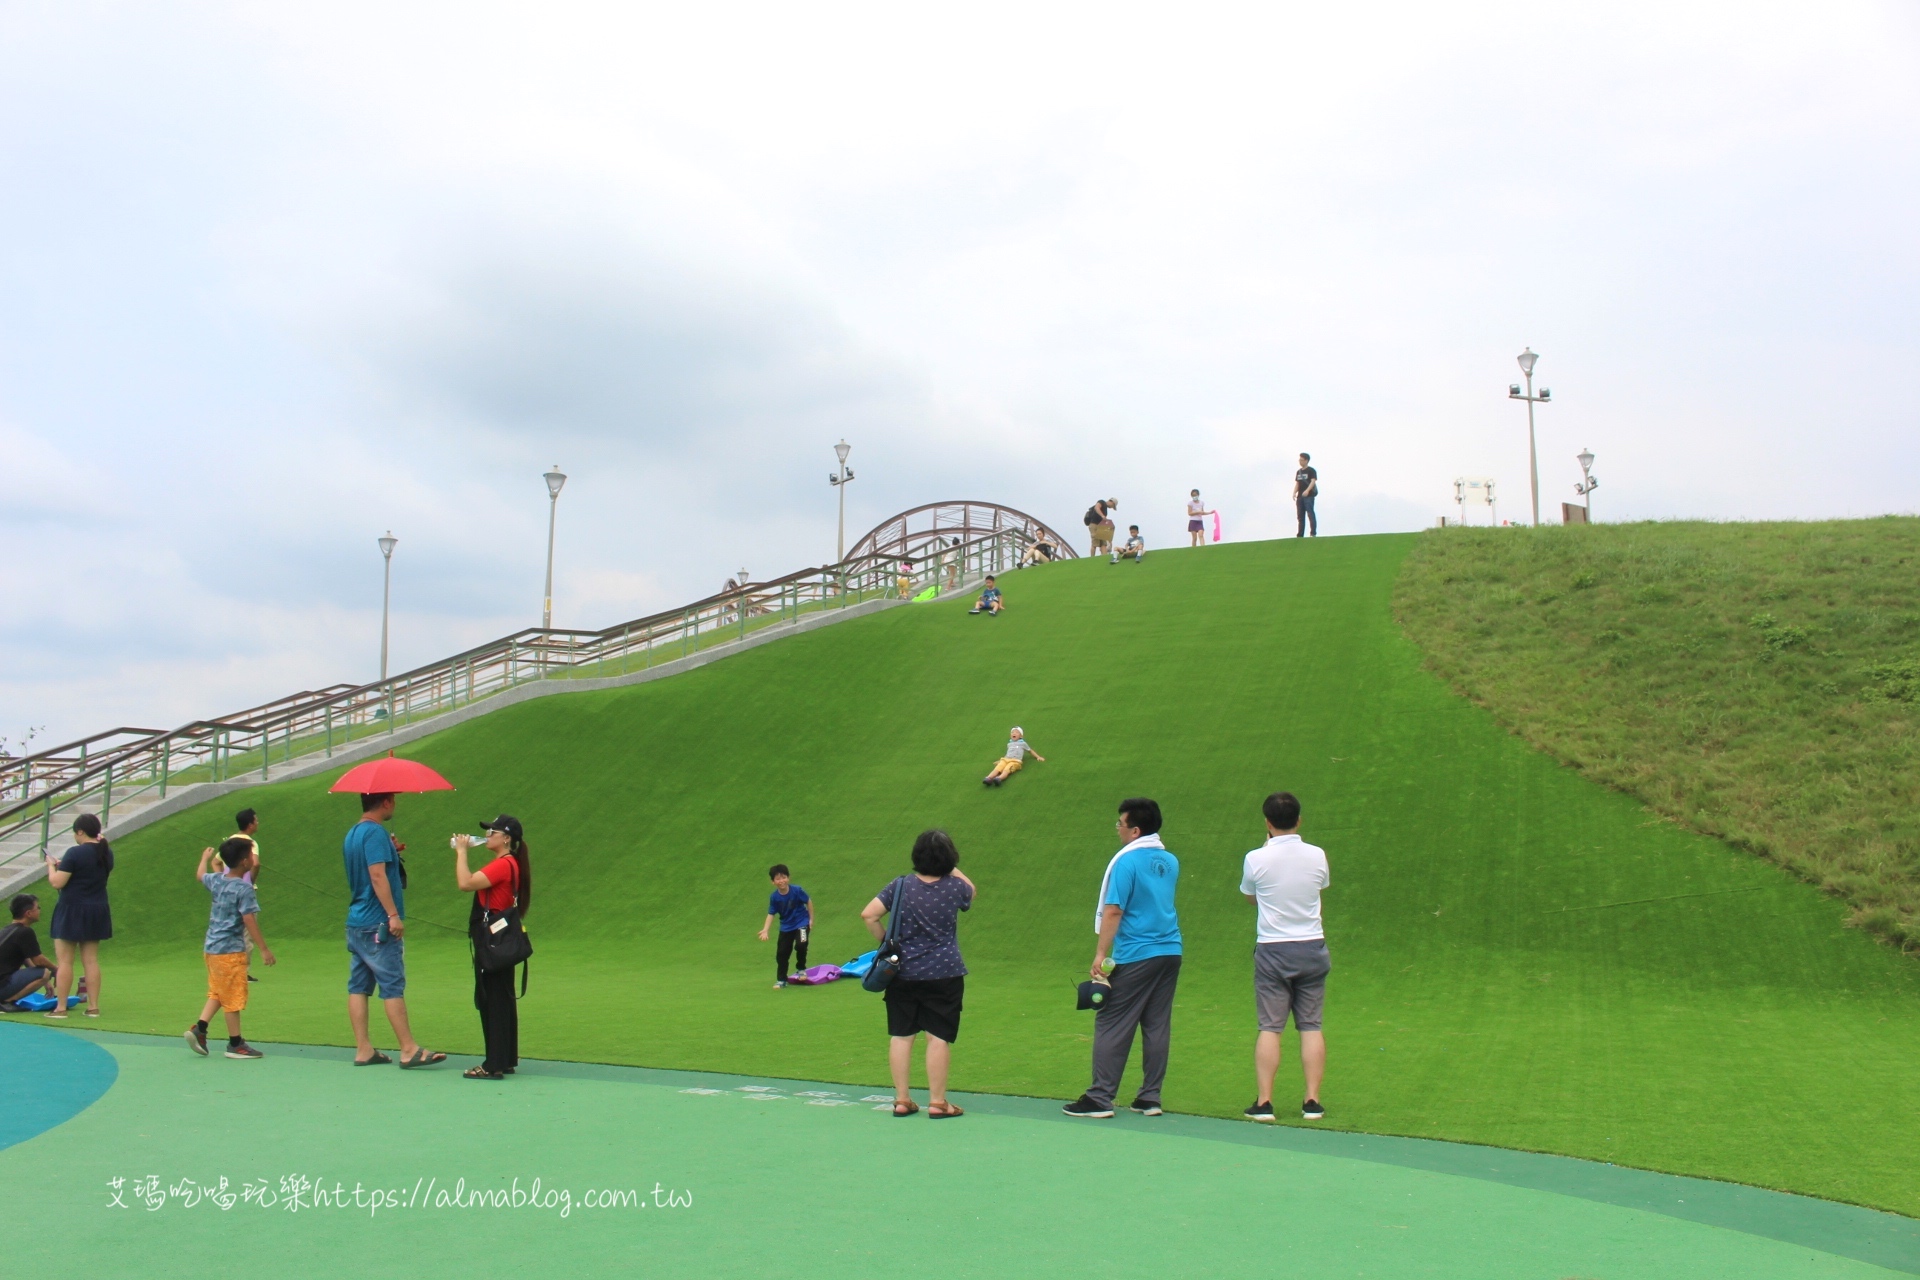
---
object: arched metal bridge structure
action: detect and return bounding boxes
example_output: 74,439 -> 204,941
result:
843,500 -> 1080,565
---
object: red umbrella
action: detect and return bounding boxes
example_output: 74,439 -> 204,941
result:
328,750 -> 455,794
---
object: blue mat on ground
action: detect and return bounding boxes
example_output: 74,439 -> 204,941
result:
0,1022 -> 117,1151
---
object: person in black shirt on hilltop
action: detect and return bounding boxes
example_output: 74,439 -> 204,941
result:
0,894 -> 56,1011
1293,454 -> 1319,538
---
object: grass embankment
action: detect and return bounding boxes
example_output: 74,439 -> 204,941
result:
1396,518 -> 1920,950
15,535 -> 1920,1214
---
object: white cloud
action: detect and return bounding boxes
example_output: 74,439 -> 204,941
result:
1,1 -> 1916,739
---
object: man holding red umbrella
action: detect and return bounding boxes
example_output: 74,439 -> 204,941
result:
333,754 -> 452,1069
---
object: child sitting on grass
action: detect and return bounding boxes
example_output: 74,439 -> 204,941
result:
969,576 -> 1003,615
186,837 -> 276,1059
983,726 -> 1046,787
1111,526 -> 1146,564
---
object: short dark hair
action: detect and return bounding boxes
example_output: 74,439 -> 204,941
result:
1129,525 -> 1139,532
235,807 -> 257,830
9,893 -> 36,919
218,836 -> 255,868
985,575 -> 996,582
1263,791 -> 1302,830
768,864 -> 790,879
911,829 -> 959,877
1118,798 -> 1162,836
361,792 -> 395,813
1300,452 -> 1310,462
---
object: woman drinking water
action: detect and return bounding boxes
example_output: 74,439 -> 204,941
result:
452,815 -> 533,1080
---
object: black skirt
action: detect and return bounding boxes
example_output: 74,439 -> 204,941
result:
51,896 -> 112,943
884,975 -> 964,1043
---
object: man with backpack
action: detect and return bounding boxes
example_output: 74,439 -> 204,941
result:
1084,498 -> 1118,557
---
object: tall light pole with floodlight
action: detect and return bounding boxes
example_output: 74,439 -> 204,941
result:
1575,448 -> 1598,519
542,465 -> 567,630
1508,348 -> 1552,526
828,439 -> 855,562
378,532 -> 397,682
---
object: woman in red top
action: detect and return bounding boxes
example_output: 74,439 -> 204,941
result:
453,815 -> 532,1080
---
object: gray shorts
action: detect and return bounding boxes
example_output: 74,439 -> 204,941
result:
1254,939 -> 1330,1032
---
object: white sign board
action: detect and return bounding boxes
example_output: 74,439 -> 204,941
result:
1452,477 -> 1498,525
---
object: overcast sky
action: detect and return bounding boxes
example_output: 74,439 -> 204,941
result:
3,2 -> 1917,746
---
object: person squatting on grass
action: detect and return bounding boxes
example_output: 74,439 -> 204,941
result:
982,726 -> 1045,787
186,837 -> 277,1059
44,812 -> 113,1019
759,864 -> 812,987
969,576 -> 1003,615
1111,526 -> 1145,565
862,830 -> 976,1119
342,792 -> 444,1069
1187,490 -> 1213,547
0,894 -> 56,1011
1064,798 -> 1182,1119
1240,791 -> 1330,1122
454,815 -> 533,1080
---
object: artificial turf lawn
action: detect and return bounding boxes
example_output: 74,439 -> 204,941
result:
1396,518 -> 1920,949
18,534 -> 1920,1215
4,1025 -> 1908,1280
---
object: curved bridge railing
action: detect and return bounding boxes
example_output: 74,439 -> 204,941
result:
845,500 -> 1079,566
0,501 -> 1069,863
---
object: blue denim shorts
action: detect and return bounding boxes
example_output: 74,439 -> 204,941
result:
345,926 -> 406,999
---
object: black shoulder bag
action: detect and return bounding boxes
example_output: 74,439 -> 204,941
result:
861,877 -> 909,993
471,861 -> 533,995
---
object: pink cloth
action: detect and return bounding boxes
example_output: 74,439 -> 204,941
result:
1211,511 -> 1222,543
788,964 -> 843,985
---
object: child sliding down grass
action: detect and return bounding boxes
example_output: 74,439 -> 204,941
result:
969,576 -> 1003,615
983,727 -> 1045,787
186,837 -> 276,1059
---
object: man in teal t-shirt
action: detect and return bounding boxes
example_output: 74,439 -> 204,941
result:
1064,797 -> 1183,1119
340,793 -> 438,1070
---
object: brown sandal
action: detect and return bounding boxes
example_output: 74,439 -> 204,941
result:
928,1102 -> 965,1119
892,1100 -> 920,1117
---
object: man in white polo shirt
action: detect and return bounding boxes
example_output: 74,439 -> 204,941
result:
1239,791 -> 1330,1121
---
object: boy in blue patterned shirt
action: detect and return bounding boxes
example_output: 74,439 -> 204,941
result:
186,837 -> 276,1059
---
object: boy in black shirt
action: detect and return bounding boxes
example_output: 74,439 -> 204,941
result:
0,893 -> 55,1011
1293,454 -> 1318,537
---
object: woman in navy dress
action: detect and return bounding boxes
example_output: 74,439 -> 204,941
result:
44,812 -> 113,1018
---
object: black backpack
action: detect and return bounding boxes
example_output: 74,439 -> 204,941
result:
1084,505 -> 1103,526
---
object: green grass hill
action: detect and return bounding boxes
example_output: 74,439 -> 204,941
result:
26,534 -> 1920,1215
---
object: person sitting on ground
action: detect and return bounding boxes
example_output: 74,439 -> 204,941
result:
1019,536 -> 1058,568
982,726 -> 1045,787
969,576 -> 1003,615
186,837 -> 276,1059
1111,526 -> 1146,564
0,894 -> 56,1012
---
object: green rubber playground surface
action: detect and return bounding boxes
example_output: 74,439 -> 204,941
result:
4,1024 -> 1914,1278
11,533 -> 1920,1243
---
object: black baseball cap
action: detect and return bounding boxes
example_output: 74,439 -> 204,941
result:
479,814 -> 523,841
1076,978 -> 1111,1011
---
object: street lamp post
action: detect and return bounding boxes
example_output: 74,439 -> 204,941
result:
378,532 -> 397,681
542,465 -> 567,630
828,439 -> 855,563
1507,348 -> 1552,527
1575,448 -> 1599,520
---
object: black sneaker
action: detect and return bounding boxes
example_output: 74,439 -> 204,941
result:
185,1025 -> 208,1056
1128,1098 -> 1163,1116
1301,1098 -> 1325,1120
225,1042 -> 263,1059
247,974 -> 258,983
1244,1100 -> 1275,1122
1061,1095 -> 1115,1119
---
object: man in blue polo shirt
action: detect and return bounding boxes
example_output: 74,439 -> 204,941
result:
1064,797 -> 1182,1118
341,792 -> 442,1069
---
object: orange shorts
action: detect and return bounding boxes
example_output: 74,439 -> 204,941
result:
205,952 -> 249,1011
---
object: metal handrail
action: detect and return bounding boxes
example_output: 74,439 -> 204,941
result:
0,518 -> 1044,852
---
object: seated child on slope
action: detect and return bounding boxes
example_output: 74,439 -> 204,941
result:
969,576 -> 1004,615
1111,526 -> 1145,564
983,726 -> 1045,786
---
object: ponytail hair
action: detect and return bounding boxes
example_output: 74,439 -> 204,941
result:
511,837 -> 532,918
71,813 -> 113,872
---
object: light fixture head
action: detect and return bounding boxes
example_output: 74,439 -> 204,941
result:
1538,387 -> 1550,401
1517,348 -> 1538,377
834,438 -> 851,465
544,466 -> 567,498
1578,448 -> 1594,471
1509,384 -> 1522,397
378,531 -> 397,559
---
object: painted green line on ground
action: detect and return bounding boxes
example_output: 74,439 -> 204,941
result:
55,1027 -> 1920,1276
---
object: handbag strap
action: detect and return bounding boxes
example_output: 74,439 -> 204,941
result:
884,876 -> 910,948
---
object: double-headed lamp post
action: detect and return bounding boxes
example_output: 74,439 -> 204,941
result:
542,465 -> 567,630
377,532 -> 398,683
1508,348 -> 1552,526
1575,448 -> 1598,519
828,439 -> 855,562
